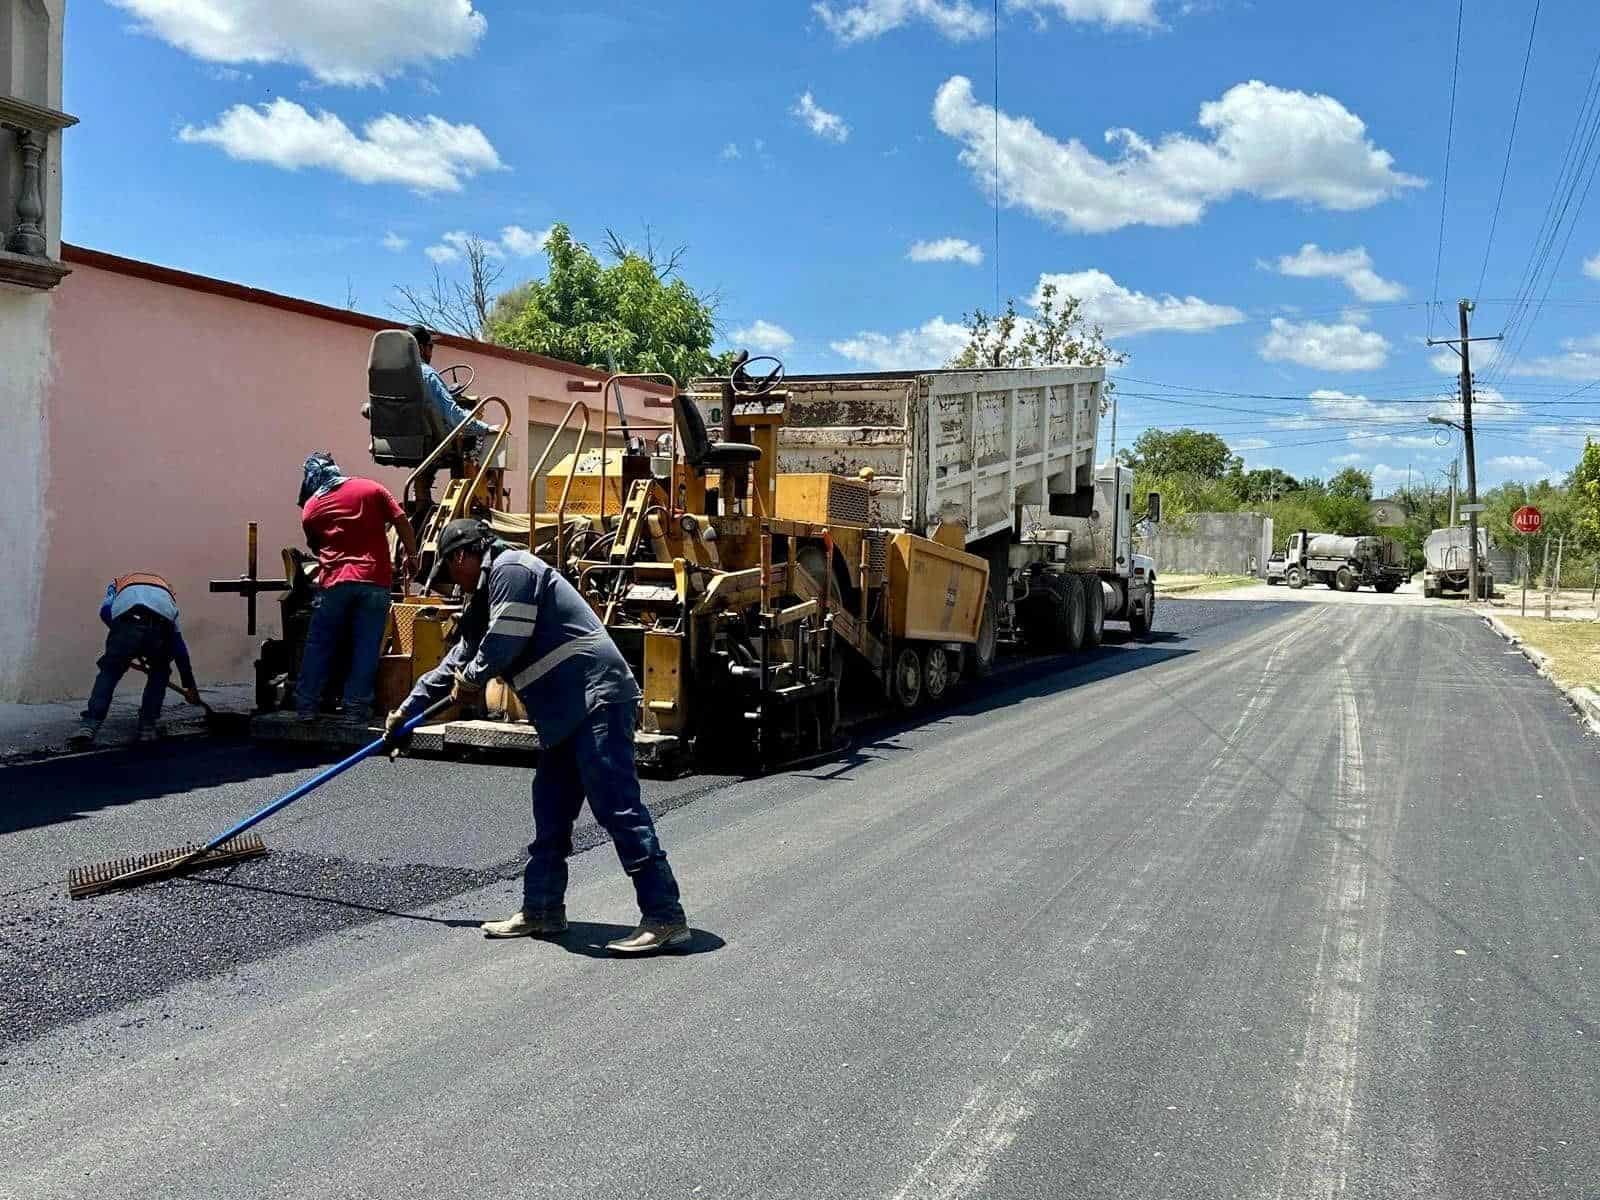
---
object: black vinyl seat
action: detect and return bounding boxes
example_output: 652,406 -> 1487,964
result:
673,393 -> 761,472
367,330 -> 456,468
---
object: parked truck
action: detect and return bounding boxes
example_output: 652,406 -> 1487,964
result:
1421,526 -> 1493,598
1284,528 -> 1406,593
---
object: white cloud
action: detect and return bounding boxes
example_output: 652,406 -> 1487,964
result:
381,231 -> 409,252
1234,438 -> 1270,452
1011,0 -> 1160,28
1272,243 -> 1404,302
1259,318 -> 1389,370
933,76 -> 1422,234
500,224 -> 551,256
1584,253 -> 1600,280
1523,421 -> 1600,449
1506,333 -> 1600,382
424,242 -> 459,264
908,237 -> 984,265
720,142 -> 741,160
1032,268 -> 1243,336
813,0 -> 990,42
813,0 -> 1155,42
1331,452 -> 1366,464
832,316 -> 970,369
179,99 -> 503,193
732,320 -> 796,353
1429,349 -> 1459,374
1488,455 -> 1552,474
1369,464 -> 1411,491
793,91 -> 850,142
110,0 -> 486,87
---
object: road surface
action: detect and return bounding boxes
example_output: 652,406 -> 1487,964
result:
3,599 -> 1597,1199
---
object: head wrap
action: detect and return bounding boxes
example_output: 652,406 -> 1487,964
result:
299,451 -> 348,506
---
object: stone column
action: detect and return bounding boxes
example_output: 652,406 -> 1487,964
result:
5,126 -> 46,256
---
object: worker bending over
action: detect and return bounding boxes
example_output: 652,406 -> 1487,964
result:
297,451 -> 419,725
385,519 -> 689,955
71,572 -> 201,745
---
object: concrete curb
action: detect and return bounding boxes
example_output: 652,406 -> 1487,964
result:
1481,614 -> 1600,737
1161,578 -> 1257,596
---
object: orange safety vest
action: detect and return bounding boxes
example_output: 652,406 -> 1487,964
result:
113,572 -> 177,601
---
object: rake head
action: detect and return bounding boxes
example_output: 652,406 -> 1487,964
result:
68,834 -> 269,899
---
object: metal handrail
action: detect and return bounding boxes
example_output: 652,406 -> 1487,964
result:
403,394 -> 513,509
529,398 -> 591,573
597,373 -> 677,528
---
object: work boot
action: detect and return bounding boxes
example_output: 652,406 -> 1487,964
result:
67,722 -> 99,747
606,920 -> 692,955
481,909 -> 568,939
134,721 -> 167,743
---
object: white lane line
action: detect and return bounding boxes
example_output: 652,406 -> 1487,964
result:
1271,661 -> 1376,1200
891,1023 -> 1088,1200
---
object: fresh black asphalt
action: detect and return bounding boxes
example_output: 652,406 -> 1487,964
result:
2,598 -> 1596,1199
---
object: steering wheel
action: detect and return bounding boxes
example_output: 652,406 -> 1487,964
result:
731,354 -> 784,397
438,363 -> 475,398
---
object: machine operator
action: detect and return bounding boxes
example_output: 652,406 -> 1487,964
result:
383,519 -> 690,955
407,324 -> 498,458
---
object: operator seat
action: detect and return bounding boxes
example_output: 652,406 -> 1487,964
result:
673,393 -> 762,473
366,329 -> 456,468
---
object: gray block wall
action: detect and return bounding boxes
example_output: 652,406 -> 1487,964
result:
1141,512 -> 1273,576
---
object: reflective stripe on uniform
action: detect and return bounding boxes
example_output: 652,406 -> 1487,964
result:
491,600 -> 540,623
511,630 -> 607,691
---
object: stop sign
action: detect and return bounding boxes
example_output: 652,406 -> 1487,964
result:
1513,505 -> 1543,535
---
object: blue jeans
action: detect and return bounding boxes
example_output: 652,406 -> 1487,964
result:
295,582 -> 391,718
84,611 -> 173,725
523,702 -> 685,925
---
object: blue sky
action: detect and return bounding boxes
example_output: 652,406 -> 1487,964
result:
64,0 -> 1600,492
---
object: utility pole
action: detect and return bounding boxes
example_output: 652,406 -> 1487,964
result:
1427,299 -> 1499,602
1447,458 -> 1459,526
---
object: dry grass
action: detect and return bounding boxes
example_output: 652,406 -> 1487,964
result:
1159,574 -> 1258,594
1501,617 -> 1600,691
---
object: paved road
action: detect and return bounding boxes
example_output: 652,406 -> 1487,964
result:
3,600 -> 1598,1199
1188,578 -> 1443,606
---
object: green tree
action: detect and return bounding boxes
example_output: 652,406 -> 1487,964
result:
1227,466 -> 1301,504
1120,428 -> 1240,480
949,283 -> 1127,372
1570,440 -> 1600,556
489,223 -> 724,383
1327,466 -> 1373,500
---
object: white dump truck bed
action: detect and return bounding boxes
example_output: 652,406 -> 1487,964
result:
697,367 -> 1104,544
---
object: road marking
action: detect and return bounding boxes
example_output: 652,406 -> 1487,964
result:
890,1023 -> 1088,1200
1271,655 -> 1392,1200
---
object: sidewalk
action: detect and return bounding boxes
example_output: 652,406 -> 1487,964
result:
0,682 -> 255,763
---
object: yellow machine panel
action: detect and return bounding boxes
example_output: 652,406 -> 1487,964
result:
642,630 -> 686,734
887,532 -> 988,643
774,473 -> 871,528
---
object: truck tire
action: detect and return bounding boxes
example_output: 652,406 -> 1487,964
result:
1080,573 -> 1105,647
1286,567 -> 1305,590
1336,566 -> 1357,592
922,645 -> 954,703
1018,573 -> 1067,651
1051,573 -> 1087,653
1130,591 -> 1154,638
967,587 -> 999,678
891,645 -> 923,709
1374,581 -> 1399,594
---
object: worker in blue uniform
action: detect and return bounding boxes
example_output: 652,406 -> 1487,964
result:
385,519 -> 689,954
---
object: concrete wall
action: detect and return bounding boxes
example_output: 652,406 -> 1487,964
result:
1142,511 -> 1273,577
13,246 -> 663,701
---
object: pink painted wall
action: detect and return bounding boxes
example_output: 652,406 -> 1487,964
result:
25,250 -> 665,701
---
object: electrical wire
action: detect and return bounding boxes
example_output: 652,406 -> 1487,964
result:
1429,0 -> 1465,342
1475,0 -> 1541,304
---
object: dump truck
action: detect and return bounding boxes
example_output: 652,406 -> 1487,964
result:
1421,526 -> 1493,598
1284,528 -> 1406,593
708,366 -> 1160,653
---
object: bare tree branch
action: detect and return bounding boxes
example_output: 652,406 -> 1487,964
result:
604,223 -> 688,280
389,235 -> 505,340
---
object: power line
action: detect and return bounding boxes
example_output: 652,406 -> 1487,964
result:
1429,0 -> 1465,342
1475,0 -> 1541,303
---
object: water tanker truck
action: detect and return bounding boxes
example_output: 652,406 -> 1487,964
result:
1284,528 -> 1406,593
1421,526 -> 1492,598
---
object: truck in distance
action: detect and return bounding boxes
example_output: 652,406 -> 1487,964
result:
1421,526 -> 1493,598
1283,528 -> 1406,593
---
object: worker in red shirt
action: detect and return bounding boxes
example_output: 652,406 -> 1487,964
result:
296,451 -> 419,724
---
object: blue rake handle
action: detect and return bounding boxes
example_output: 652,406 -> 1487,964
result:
198,695 -> 456,854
